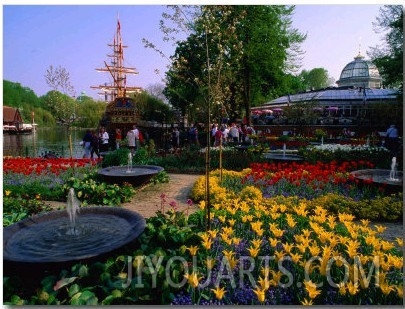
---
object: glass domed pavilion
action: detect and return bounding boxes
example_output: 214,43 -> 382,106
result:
337,52 -> 382,89
252,52 -> 400,129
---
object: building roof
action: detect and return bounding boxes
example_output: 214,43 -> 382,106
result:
259,87 -> 399,108
3,106 -> 22,123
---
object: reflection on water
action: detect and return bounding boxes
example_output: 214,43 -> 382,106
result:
3,127 -> 88,158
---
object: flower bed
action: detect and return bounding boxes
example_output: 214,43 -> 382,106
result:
3,158 -> 403,305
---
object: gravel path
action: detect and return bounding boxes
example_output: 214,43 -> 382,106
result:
121,173 -> 201,218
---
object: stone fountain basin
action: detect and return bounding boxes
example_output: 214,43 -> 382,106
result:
350,169 -> 403,186
98,165 -> 164,186
3,207 -> 146,263
262,153 -> 304,162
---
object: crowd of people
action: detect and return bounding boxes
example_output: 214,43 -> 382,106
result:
81,124 -> 144,160
82,122 -> 401,158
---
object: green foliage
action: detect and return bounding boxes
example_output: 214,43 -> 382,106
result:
43,90 -> 77,127
3,208 -> 205,305
63,174 -> 135,206
369,5 -> 403,90
150,171 -> 170,185
299,145 -> 391,168
75,100 -> 107,128
3,193 -> 53,227
299,68 -> 330,90
101,148 -> 131,167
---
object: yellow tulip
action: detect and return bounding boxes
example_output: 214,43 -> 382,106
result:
184,271 -> 201,288
201,238 -> 212,250
395,237 -> 403,247
337,282 -> 346,295
248,246 -> 260,258
257,276 -> 271,291
252,287 -> 266,303
379,281 -> 393,296
374,224 -> 387,234
5,190 -> 11,197
211,286 -> 226,300
186,245 -> 199,256
346,281 -> 359,295
205,257 -> 215,270
304,280 -> 321,299
395,285 -> 403,298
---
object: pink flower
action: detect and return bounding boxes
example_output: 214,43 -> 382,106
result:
186,199 -> 193,206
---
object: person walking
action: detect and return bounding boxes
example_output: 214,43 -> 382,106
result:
81,129 -> 93,158
90,130 -> 100,160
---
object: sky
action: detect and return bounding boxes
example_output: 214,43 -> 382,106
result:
2,2 -> 396,100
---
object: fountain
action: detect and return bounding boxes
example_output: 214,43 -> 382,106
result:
262,143 -> 304,162
350,157 -> 403,193
3,189 -> 146,265
98,152 -> 164,186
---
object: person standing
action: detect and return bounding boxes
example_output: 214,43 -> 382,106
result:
172,127 -> 180,150
98,127 -> 109,153
385,124 -> 399,153
127,129 -> 136,155
82,129 -> 93,158
229,123 -> 239,143
115,128 -> 122,150
132,124 -> 140,150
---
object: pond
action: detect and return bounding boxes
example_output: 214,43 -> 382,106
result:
3,127 -> 89,158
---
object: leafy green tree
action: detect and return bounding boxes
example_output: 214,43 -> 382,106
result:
42,90 -> 77,129
299,68 -> 331,90
369,5 -> 403,91
75,99 -> 106,128
136,91 -> 174,123
162,5 -> 306,125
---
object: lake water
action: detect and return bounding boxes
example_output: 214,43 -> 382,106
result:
3,127 -> 89,158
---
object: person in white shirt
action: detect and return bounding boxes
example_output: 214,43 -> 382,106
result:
132,124 -> 140,149
229,123 -> 239,143
98,127 -> 109,153
126,129 -> 136,155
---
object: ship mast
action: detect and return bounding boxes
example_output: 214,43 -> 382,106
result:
91,19 -> 142,101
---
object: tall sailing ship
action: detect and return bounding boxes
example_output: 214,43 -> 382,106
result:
91,19 -> 143,134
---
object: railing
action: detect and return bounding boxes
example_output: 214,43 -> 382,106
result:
3,144 -> 86,158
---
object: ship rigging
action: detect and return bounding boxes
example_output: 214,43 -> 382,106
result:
91,19 -> 142,101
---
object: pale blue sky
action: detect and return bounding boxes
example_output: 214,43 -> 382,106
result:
3,4 -> 390,100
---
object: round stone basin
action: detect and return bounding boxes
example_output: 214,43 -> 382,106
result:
262,153 -> 304,162
3,207 -> 146,263
98,165 -> 164,186
350,169 -> 403,186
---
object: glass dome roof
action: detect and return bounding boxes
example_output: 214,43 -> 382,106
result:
339,53 -> 381,80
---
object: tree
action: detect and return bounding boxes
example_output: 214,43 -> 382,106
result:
162,5 -> 306,124
299,68 -> 331,90
42,90 -> 77,130
368,5 -> 403,91
44,65 -> 75,96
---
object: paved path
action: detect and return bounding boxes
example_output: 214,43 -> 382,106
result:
121,173 -> 201,218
